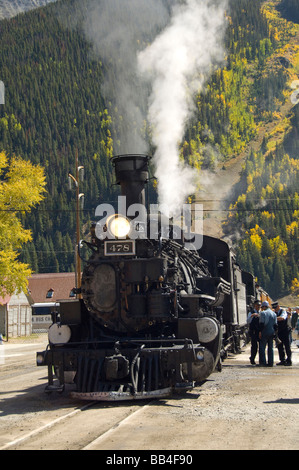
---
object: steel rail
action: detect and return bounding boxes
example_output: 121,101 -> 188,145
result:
0,401 -> 95,450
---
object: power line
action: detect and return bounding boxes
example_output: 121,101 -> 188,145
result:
0,206 -> 298,214
0,196 -> 298,213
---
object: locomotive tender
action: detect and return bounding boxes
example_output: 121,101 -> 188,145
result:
37,154 -> 257,401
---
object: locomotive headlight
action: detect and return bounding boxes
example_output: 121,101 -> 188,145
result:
107,214 -> 131,238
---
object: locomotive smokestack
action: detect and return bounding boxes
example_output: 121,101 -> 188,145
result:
112,154 -> 150,210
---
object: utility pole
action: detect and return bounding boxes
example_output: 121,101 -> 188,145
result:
68,149 -> 84,298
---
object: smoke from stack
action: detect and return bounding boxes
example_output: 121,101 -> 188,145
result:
138,0 -> 228,215
65,0 -> 228,216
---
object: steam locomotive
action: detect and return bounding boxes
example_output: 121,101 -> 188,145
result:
37,154 -> 259,401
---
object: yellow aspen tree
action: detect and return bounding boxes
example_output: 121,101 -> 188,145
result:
0,151 -> 46,296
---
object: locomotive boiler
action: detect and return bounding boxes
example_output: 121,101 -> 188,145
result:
37,154 -> 251,401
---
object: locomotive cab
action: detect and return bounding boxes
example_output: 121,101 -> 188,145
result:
198,235 -> 254,353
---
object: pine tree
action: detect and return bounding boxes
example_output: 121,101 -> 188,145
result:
271,256 -> 285,297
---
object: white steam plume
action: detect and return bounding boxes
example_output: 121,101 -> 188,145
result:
138,0 -> 228,216
82,0 -> 171,154
68,0 -> 228,214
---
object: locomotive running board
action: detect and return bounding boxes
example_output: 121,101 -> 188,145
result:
70,387 -> 172,401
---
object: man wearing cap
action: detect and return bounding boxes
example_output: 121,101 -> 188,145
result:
247,300 -> 261,364
272,302 -> 292,366
258,301 -> 277,367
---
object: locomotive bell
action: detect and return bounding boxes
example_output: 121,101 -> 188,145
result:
112,154 -> 150,210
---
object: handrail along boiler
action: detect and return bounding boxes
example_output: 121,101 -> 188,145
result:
37,154 -> 258,400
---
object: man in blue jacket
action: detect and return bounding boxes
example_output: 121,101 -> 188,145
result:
258,301 -> 277,367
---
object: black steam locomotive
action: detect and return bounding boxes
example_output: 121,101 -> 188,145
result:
37,154 -> 257,401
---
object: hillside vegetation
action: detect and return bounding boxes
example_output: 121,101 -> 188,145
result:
222,0 -> 299,299
0,1 -> 117,273
0,0 -> 298,298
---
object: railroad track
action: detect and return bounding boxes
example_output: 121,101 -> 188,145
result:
0,399 -> 154,450
82,403 -> 152,450
0,401 -> 94,450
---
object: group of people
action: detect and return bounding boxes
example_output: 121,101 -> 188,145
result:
247,300 -> 299,367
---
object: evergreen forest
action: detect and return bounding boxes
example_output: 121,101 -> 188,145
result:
0,0 -> 298,299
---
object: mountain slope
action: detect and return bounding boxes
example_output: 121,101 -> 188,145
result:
0,0 -> 57,20
199,0 -> 299,239
220,1 -> 299,299
0,1 -> 116,273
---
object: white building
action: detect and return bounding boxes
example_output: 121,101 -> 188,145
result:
0,291 -> 32,338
